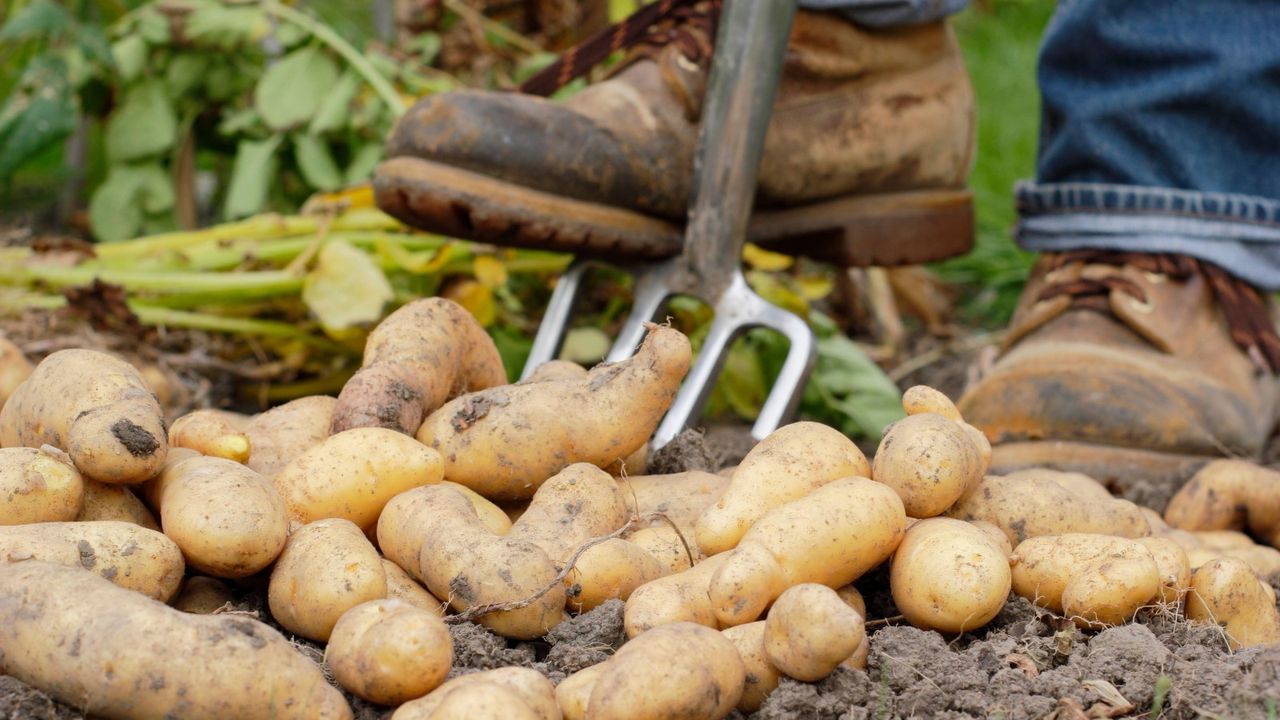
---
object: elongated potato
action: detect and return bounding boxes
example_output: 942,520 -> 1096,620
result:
508,463 -> 629,564
764,583 -> 865,682
442,480 -> 511,535
695,422 -> 870,556
890,517 -> 1011,633
418,324 -> 692,500
326,599 -> 453,705
268,518 -> 387,641
709,477 -> 906,626
424,683 -> 540,720
379,484 -> 564,639
383,558 -> 445,614
76,479 -> 158,529
1136,536 -> 1192,605
568,538 -> 667,612
244,395 -> 336,478
274,427 -> 443,531
147,454 -> 289,578
627,525 -> 696,573
1011,534 -> 1160,628
1186,557 -> 1280,649
0,520 -> 183,601
1165,459 -> 1280,548
392,667 -> 558,720
0,349 -> 167,484
0,333 -> 32,410
0,446 -> 83,525
168,409 -> 252,463
0,561 -> 350,719
723,621 -> 781,713
947,470 -> 1150,546
619,470 -> 729,542
331,297 -> 506,436
555,662 -> 608,720
624,552 -> 731,637
584,622 -> 745,720
872,412 -> 984,518
173,576 -> 236,614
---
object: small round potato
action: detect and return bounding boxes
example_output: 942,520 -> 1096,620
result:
268,518 -> 387,641
568,538 -> 667,612
0,446 -> 83,525
1136,536 -> 1191,605
764,584 -> 865,682
0,520 -> 183,601
76,479 -> 158,529
555,663 -> 608,720
326,599 -> 453,705
722,621 -> 782,713
1186,557 -> 1280,649
872,412 -> 984,518
1011,533 -> 1160,628
391,667 -> 559,720
890,517 -> 1011,633
168,409 -> 252,463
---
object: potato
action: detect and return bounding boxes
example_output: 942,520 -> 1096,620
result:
423,683 -> 540,720
1186,557 -> 1280,649
890,517 -> 1011,633
1011,534 -> 1160,628
507,463 -> 629,564
1165,459 -> 1280,548
619,470 -> 729,541
274,427 -> 443,531
764,583 -> 865,682
723,621 -> 781,713
146,454 -> 289,578
947,470 -> 1151,546
0,333 -> 33,411
417,324 -> 692,500
383,558 -> 445,614
627,525 -> 696,573
709,476 -> 906,626
624,552 -> 731,637
76,479 -> 158,529
0,561 -> 350,719
244,395 -> 336,478
837,584 -> 867,618
0,349 -> 168,484
524,359 -> 588,383
901,384 -> 962,420
555,662 -> 609,720
581,622 -> 745,720
872,412 -> 984,518
0,520 -> 183,601
1135,536 -> 1192,605
268,518 -> 388,641
331,297 -> 507,436
695,422 -> 870,556
605,442 -> 648,477
168,409 -> 252,463
568,538 -> 667,612
442,480 -> 511,535
326,598 -> 453,705
379,484 -> 564,639
843,635 -> 870,671
173,576 -> 236,614
392,667 -> 558,720
1195,530 -> 1258,550
0,446 -> 83,525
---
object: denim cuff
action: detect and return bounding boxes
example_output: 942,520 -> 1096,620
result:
797,0 -> 967,27
1015,181 -> 1280,291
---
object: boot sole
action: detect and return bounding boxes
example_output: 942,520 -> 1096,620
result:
374,156 -> 974,265
990,440 -> 1217,511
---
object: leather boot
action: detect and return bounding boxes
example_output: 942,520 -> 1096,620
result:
958,251 -> 1280,506
374,7 -> 975,264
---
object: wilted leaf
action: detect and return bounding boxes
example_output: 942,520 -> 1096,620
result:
255,45 -> 340,130
308,71 -> 360,135
747,271 -> 808,319
223,134 -> 283,219
445,280 -> 496,327
303,240 -> 394,338
106,79 -> 176,162
111,35 -> 147,83
377,239 -> 453,274
716,339 -> 768,419
795,273 -> 834,301
293,134 -> 342,191
743,242 -> 793,271
473,255 -> 508,288
559,327 -> 610,365
0,0 -> 70,42
0,54 -> 77,179
344,143 -> 384,185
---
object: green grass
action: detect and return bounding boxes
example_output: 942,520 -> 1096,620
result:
937,0 -> 1056,326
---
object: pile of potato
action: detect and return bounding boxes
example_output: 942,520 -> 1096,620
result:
2,299 -> 1279,720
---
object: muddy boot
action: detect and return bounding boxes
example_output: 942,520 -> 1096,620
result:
374,5 -> 975,264
958,251 -> 1280,505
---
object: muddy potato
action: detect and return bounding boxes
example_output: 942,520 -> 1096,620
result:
624,552 -> 731,637
168,409 -> 252,463
890,517 -> 1011,633
382,559 -> 445,614
147,453 -> 289,578
417,324 -> 691,500
555,662 -> 608,720
0,446 -> 83,525
0,520 -> 183,601
326,599 -> 453,705
1135,536 -> 1192,605
0,561 -> 350,719
620,470 -> 729,542
764,583 -> 865,682
696,421 -> 870,556
507,463 -> 629,564
172,576 -> 236,614
1165,460 -> 1280,548
441,480 -> 511,535
1186,557 -> 1280,649
392,667 -> 559,720
268,518 -> 387,641
243,395 -> 336,478
627,525 -> 696,573
709,477 -> 907,627
901,385 -> 962,420
76,478 -> 158,529
1011,534 -> 1160,628
274,427 -> 443,532
872,413 -> 984,518
723,621 -> 782,713
0,349 -> 168,484
568,538 -> 668,612
0,333 -> 32,410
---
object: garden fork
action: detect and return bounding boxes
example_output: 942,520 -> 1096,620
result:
520,0 -> 814,449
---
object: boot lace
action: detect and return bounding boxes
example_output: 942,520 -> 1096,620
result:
1036,250 -> 1280,373
519,0 -> 719,97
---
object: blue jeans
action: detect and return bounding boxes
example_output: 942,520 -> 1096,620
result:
802,0 -> 1280,290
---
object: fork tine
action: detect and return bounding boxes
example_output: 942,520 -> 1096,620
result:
607,264 -> 673,362
520,259 -> 592,380
652,307 -> 741,448
749,301 -> 818,440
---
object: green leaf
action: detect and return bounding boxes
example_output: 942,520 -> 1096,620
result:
488,325 -> 530,383
184,4 -> 269,49
403,33 -> 442,64
302,240 -> 394,339
716,339 -> 768,420
164,54 -> 210,97
134,162 -> 174,214
88,166 -> 145,242
293,133 -> 342,191
134,9 -> 170,44
0,0 -> 70,42
307,70 -> 360,135
255,45 -> 339,131
112,35 -> 147,83
106,79 -> 177,162
343,143 -> 383,185
75,24 -> 114,69
223,134 -> 283,219
217,107 -> 264,138
810,333 -> 904,438
0,54 -> 77,179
